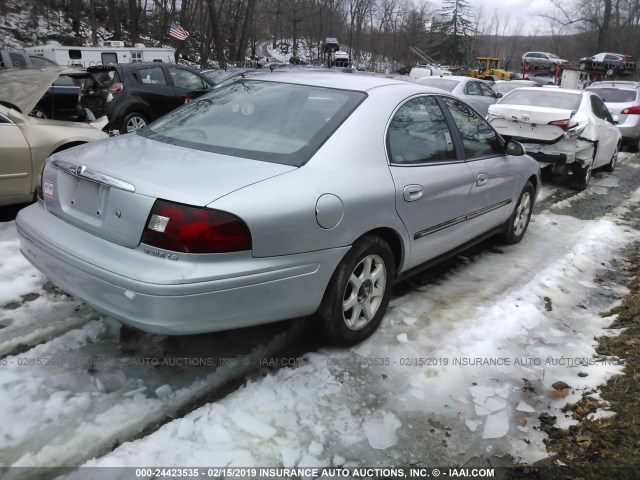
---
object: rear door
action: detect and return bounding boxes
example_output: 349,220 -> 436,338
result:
462,81 -> 491,116
387,95 -> 475,270
130,65 -> 175,118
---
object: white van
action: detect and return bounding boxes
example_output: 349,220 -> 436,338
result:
408,65 -> 452,79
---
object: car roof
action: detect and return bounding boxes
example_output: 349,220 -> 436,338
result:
238,71 -> 411,92
589,81 -> 640,89
514,86 -> 586,95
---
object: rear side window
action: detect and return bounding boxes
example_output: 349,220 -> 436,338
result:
168,68 -> 207,90
140,80 -> 365,167
91,69 -> 120,87
587,88 -> 637,103
135,67 -> 167,85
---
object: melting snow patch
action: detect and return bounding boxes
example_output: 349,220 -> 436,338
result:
482,410 -> 509,439
230,412 -> 277,439
396,333 -> 408,343
516,401 -> 536,413
402,317 -> 417,326
362,411 -> 401,449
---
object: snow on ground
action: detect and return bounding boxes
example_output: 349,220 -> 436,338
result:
53,189 -> 640,473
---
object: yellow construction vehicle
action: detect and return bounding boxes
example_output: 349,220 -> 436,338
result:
468,57 -> 512,81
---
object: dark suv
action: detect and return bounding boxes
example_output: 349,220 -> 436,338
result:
81,63 -> 214,134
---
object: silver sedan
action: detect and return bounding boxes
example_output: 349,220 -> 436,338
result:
411,75 -> 501,116
17,72 -> 540,346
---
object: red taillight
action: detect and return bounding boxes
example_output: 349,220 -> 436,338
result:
621,106 -> 640,115
141,200 -> 251,253
548,119 -> 570,131
108,83 -> 123,95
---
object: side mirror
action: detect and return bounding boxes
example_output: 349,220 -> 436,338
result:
505,140 -> 525,156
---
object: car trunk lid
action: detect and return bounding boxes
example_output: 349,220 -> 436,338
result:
488,104 -> 576,142
41,134 -> 296,247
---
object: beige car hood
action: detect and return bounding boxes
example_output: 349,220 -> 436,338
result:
0,66 -> 76,114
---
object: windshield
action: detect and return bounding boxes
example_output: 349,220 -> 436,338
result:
416,78 -> 458,92
587,87 -> 637,103
139,80 -> 366,167
499,89 -> 581,110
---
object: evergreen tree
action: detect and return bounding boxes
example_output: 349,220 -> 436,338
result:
432,0 -> 475,65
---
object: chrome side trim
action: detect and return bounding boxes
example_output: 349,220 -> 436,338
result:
414,199 -> 512,240
51,159 -> 135,192
466,199 -> 512,220
414,215 -> 466,240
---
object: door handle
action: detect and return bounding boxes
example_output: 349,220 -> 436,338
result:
403,185 -> 424,202
476,173 -> 489,186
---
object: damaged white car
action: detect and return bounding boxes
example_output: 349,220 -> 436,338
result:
487,87 -> 621,189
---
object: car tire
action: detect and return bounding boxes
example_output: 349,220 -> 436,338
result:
316,235 -> 395,346
502,181 -> 534,245
120,112 -> 148,134
29,107 -> 48,119
570,160 -> 593,190
603,143 -> 620,172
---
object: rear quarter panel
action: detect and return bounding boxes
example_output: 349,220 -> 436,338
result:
208,85 -> 414,263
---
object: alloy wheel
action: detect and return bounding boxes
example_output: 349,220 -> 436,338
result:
513,192 -> 532,237
342,254 -> 386,331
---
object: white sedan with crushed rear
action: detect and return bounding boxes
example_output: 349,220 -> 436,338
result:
17,72 -> 540,346
487,87 -> 621,190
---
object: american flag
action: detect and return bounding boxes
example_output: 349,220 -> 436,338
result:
169,22 -> 189,41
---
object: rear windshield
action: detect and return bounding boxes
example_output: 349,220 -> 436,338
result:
500,89 -> 581,110
89,69 -> 119,87
587,87 -> 637,103
416,78 -> 458,92
139,80 -> 366,167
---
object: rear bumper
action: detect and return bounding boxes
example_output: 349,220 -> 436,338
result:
527,151 -> 568,165
17,201 -> 347,334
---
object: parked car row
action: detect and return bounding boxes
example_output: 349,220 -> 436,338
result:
521,50 -> 637,77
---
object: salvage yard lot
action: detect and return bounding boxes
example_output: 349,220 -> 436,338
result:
1,153 -> 640,478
